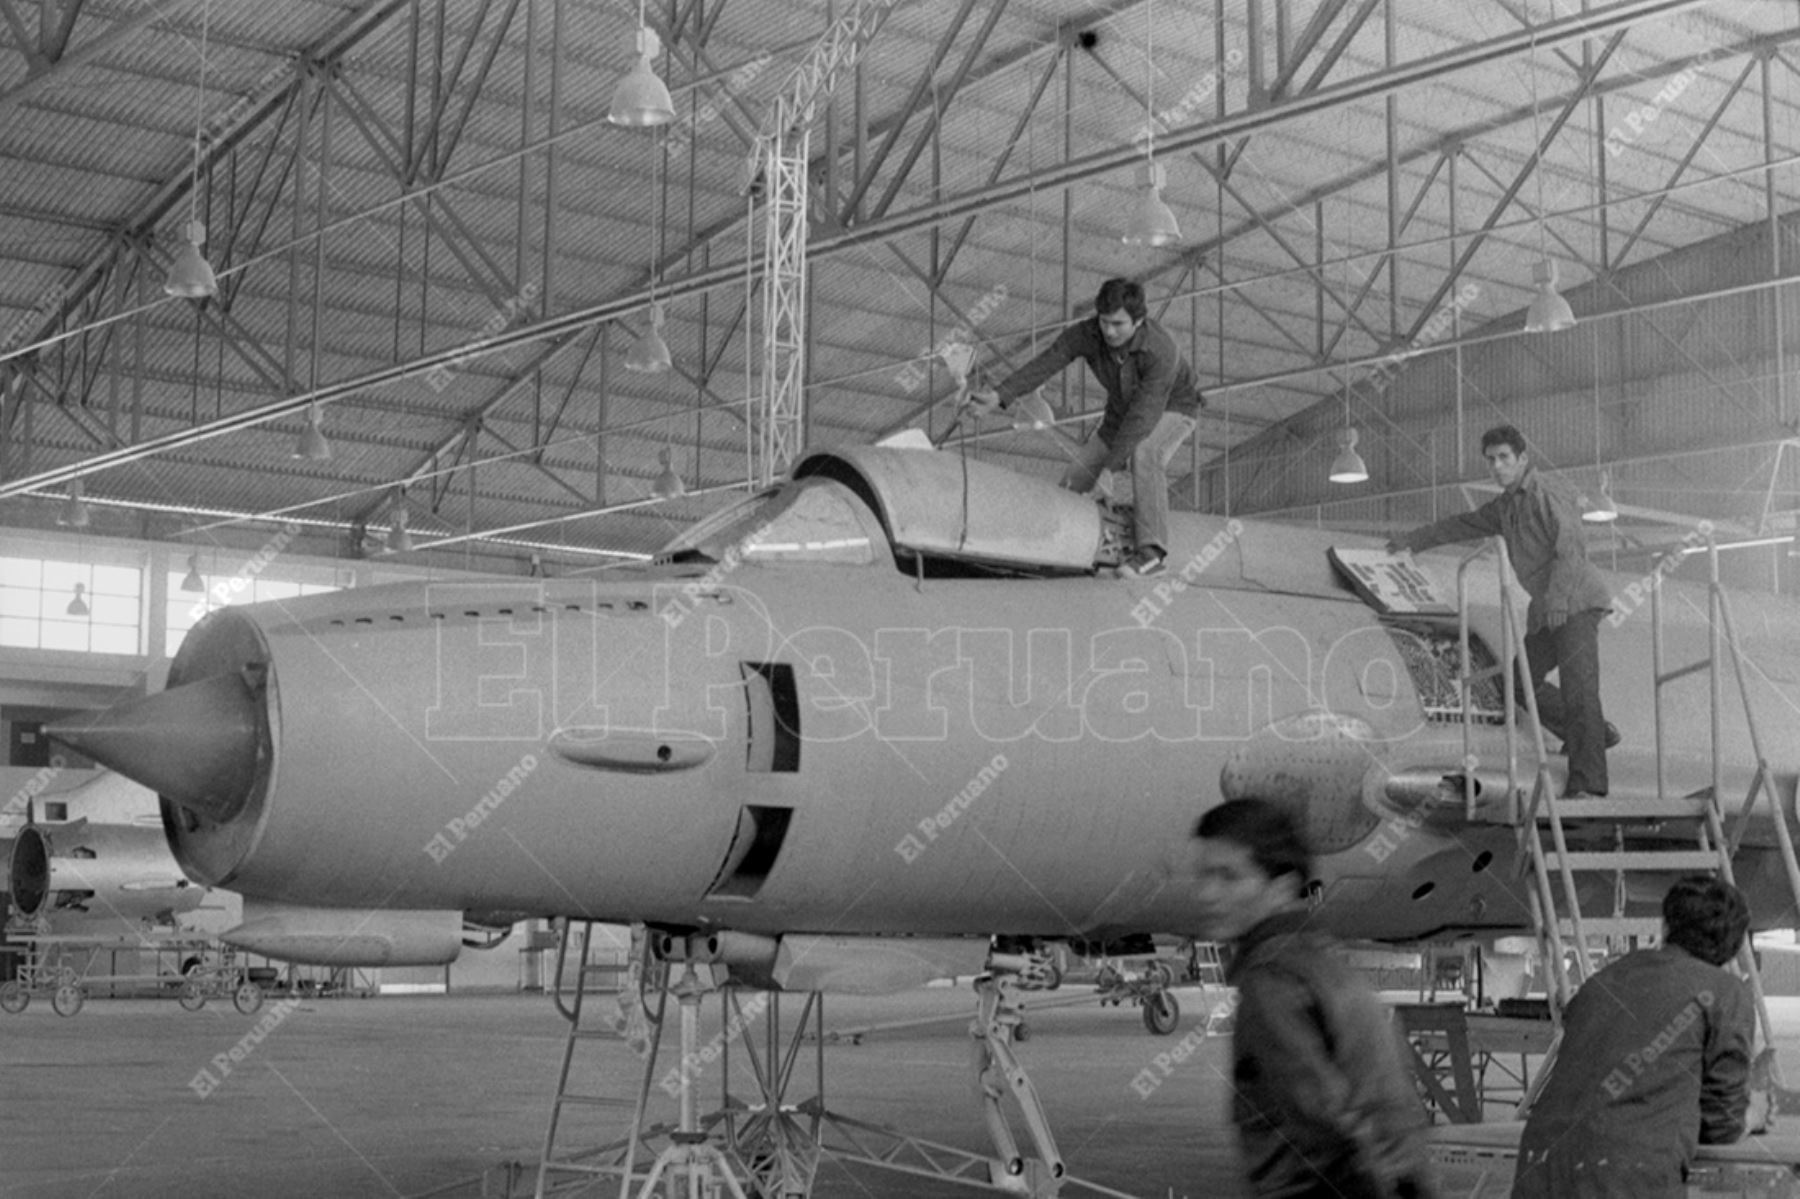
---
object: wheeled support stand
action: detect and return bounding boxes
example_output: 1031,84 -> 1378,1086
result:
630,962 -> 752,1199
972,968 -> 1066,1196
534,924 -> 1134,1199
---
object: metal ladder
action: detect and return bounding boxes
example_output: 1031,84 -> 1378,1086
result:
1647,534 -> 1800,1074
1457,534 -> 1800,1104
534,921 -> 665,1199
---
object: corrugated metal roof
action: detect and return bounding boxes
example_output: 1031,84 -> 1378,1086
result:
5,0 -> 1800,568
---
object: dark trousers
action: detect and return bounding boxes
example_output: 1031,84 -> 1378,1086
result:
1521,609 -> 1608,795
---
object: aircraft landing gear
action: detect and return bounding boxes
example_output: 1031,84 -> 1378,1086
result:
971,967 -> 1066,1196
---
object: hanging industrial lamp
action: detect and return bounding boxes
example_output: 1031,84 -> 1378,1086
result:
58,479 -> 92,528
165,222 -> 218,299
626,302 -> 673,374
609,9 -> 675,127
1329,427 -> 1370,484
1123,162 -> 1182,248
652,447 -> 685,500
1121,3 -> 1180,247
165,3 -> 219,299
181,552 -> 206,593
1524,259 -> 1576,334
387,498 -> 414,553
66,583 -> 90,617
293,403 -> 332,461
1521,25 -> 1574,336
1581,471 -> 1619,523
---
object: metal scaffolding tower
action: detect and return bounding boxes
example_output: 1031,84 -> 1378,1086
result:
745,1 -> 892,487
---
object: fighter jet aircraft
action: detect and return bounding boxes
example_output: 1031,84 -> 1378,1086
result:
4,769 -> 510,967
46,439 -> 1800,1193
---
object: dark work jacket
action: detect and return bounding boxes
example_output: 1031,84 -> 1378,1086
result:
1397,463 -> 1612,633
991,315 -> 1201,470
1511,946 -> 1753,1199
1226,909 -> 1436,1199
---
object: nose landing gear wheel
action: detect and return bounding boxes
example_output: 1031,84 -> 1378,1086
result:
52,983 -> 85,1017
0,981 -> 28,1014
1141,990 -> 1179,1035
178,980 -> 207,1011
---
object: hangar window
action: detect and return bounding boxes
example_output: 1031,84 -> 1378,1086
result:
1,557 -> 142,655
167,572 -> 338,656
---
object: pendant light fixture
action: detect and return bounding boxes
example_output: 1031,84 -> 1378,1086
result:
58,479 -> 92,528
1582,470 -> 1619,523
165,1 -> 218,300
293,403 -> 332,460
652,446 -> 685,500
66,582 -> 90,618
1122,2 -> 1181,247
626,127 -> 674,374
626,303 -> 673,374
181,552 -> 206,593
1328,371 -> 1368,484
387,492 -> 414,553
1580,332 -> 1614,522
1329,427 -> 1370,484
609,0 -> 675,127
1521,18 -> 1573,335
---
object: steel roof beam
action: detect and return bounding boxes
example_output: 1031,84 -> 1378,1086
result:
0,0 -> 182,115
0,0 -> 1731,501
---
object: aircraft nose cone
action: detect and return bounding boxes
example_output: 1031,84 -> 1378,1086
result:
46,670 -> 265,824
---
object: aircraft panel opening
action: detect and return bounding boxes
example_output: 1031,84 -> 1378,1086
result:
1381,620 -> 1506,724
742,663 -> 800,773
705,805 -> 794,900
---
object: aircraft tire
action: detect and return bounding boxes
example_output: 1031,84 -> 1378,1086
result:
53,984 -> 84,1017
178,981 -> 207,1012
233,981 -> 264,1015
1142,991 -> 1179,1036
0,982 -> 27,1014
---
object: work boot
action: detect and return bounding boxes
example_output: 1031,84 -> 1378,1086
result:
1121,548 -> 1167,578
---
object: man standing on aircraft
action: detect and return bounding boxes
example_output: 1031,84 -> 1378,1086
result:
1386,423 -> 1616,798
1511,875 -> 1757,1198
1191,797 -> 1436,1198
968,277 -> 1202,577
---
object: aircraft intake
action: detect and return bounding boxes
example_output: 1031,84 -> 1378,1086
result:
8,824 -> 49,918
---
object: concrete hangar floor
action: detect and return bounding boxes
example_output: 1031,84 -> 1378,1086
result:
3,982 -> 1251,1198
0,979 -> 1596,1199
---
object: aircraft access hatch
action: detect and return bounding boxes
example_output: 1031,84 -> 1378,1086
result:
795,445 -> 1103,572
